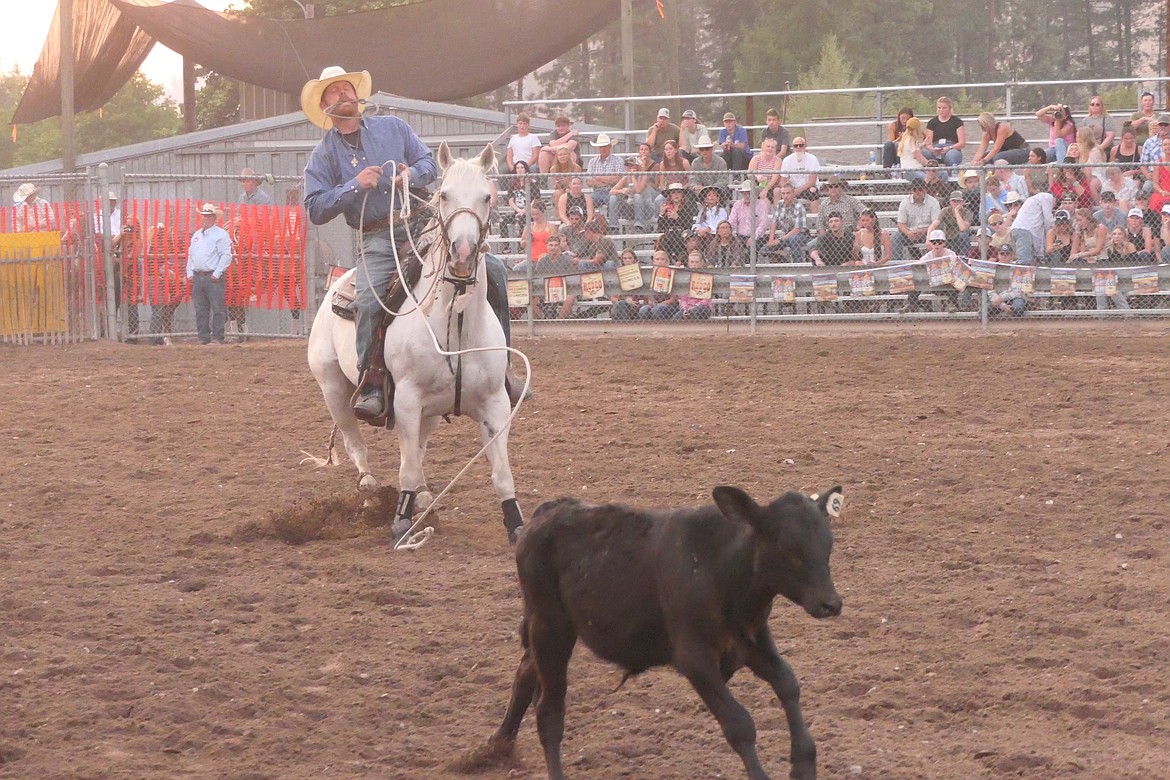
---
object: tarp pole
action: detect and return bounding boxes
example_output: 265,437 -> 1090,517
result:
183,57 -> 197,134
60,0 -> 77,195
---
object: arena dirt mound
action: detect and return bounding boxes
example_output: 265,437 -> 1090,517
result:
233,485 -> 408,544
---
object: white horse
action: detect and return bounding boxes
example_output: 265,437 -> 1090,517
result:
306,142 -> 524,544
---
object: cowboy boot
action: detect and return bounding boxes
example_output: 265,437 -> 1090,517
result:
353,366 -> 387,421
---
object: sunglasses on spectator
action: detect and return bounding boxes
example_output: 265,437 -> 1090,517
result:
792,143 -> 806,148
929,239 -> 946,244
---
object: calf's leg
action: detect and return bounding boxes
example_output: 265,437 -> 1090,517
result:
676,646 -> 771,780
491,645 -> 540,748
529,615 -> 576,780
744,631 -> 816,780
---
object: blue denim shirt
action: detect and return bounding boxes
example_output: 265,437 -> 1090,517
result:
304,116 -> 438,229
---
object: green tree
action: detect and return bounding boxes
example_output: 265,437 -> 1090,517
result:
3,70 -> 180,167
787,35 -> 864,124
195,67 -> 240,131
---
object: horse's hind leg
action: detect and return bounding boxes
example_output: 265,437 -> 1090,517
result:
316,367 -> 378,490
479,397 -> 524,542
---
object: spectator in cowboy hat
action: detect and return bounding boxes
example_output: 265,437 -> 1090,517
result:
688,132 -> 728,192
238,167 -> 273,206
302,65 -> 520,419
186,203 -> 233,345
11,182 -> 53,232
584,132 -> 625,215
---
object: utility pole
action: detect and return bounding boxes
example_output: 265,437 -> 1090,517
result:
60,0 -> 76,192
621,0 -> 633,97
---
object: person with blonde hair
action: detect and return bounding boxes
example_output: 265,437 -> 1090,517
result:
1073,127 -> 1106,197
897,117 -> 928,177
1082,95 -> 1117,156
972,112 -> 1029,165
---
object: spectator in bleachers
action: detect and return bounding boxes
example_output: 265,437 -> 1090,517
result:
994,159 -> 1030,201
1098,229 -> 1135,312
1045,209 -> 1075,264
1147,134 -> 1170,213
675,251 -> 713,320
764,183 -> 809,264
547,145 -> 582,203
923,96 -> 967,175
559,205 -> 590,257
779,137 -> 820,211
557,176 -> 594,226
892,179 -> 940,262
1070,208 -> 1106,263
747,138 -> 784,200
657,183 -> 697,263
729,180 -> 771,251
11,182 -> 54,232
972,112 -> 1030,166
610,248 -> 648,321
852,208 -> 891,265
1093,190 -> 1126,232
1004,191 -> 1024,223
898,229 -> 958,313
609,142 -> 659,231
987,243 -> 1029,316
705,220 -> 746,268
499,161 -> 540,238
1073,128 -> 1106,198
809,213 -> 853,267
1121,208 -> 1155,262
1139,113 -> 1170,186
655,140 -> 691,193
985,211 -> 1013,253
1036,102 -> 1077,162
958,169 -> 983,222
1049,160 -> 1093,210
1133,189 -> 1162,238
897,117 -> 928,178
760,108 -> 791,158
506,113 -> 542,172
639,249 -> 680,319
584,133 -> 626,218
538,232 -> 577,274
1159,205 -> 1170,262
1029,147 -> 1049,167
982,174 -> 1007,221
1130,92 -> 1157,146
1082,96 -> 1117,157
816,175 -> 865,233
646,108 -> 681,163
1110,123 -> 1142,182
517,200 -> 554,269
538,115 -> 580,173
678,109 -> 708,161
884,107 -> 915,169
718,112 -> 752,170
928,190 -> 974,256
1100,168 -> 1137,212
922,160 -> 953,202
688,134 -> 729,193
692,185 -> 730,242
578,219 -> 619,270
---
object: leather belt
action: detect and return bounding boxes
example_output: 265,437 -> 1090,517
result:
361,217 -> 395,233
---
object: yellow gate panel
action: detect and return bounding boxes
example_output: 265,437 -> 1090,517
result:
0,232 -> 69,338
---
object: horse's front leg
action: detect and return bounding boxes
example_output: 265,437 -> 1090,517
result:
479,392 -> 524,543
393,393 -> 428,542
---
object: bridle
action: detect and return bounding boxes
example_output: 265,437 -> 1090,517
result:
435,198 -> 490,289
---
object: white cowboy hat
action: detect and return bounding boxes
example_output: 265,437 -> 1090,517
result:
693,134 -> 714,149
591,133 -> 613,147
198,203 -> 219,216
13,182 -> 39,203
300,66 -> 373,130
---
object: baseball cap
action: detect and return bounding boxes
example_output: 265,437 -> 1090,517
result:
1157,113 -> 1170,125
667,182 -> 685,192
682,109 -> 696,119
948,190 -> 964,201
568,206 -> 584,216
928,229 -> 947,242
723,112 -> 736,121
1161,204 -> 1170,215
1005,191 -> 1023,204
1054,209 -> 1072,222
657,107 -> 670,118
1128,207 -> 1144,218
997,244 -> 1014,255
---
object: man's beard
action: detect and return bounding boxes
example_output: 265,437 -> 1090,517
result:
791,150 -> 806,163
328,98 -> 360,120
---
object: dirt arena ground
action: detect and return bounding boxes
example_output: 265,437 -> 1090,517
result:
2,325 -> 1168,780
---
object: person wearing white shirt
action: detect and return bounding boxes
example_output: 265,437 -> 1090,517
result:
186,204 -> 234,345
779,137 -> 821,210
505,113 -> 542,172
1010,190 -> 1056,265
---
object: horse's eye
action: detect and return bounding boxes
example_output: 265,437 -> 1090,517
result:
439,192 -> 448,202
483,194 -> 492,204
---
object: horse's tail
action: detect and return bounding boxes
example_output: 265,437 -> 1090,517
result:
298,424 -> 342,468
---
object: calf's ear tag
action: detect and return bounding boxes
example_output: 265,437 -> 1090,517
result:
825,490 -> 844,518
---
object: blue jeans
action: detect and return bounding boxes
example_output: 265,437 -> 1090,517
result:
1010,228 -> 1039,265
992,148 -> 1031,165
778,233 -> 808,263
921,146 -> 963,179
191,272 -> 226,343
891,230 -> 924,262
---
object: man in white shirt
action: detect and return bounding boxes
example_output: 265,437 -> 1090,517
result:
779,137 -> 820,210
505,113 -> 542,172
186,203 -> 234,345
1010,187 -> 1056,265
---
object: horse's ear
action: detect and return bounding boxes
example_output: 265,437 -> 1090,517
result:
437,141 -> 452,171
479,143 -> 498,174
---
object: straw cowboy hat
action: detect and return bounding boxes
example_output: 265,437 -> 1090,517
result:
13,182 -> 39,203
300,66 -> 373,130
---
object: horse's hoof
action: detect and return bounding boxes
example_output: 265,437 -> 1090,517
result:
391,516 -> 412,542
358,473 -> 379,491
416,490 -> 435,510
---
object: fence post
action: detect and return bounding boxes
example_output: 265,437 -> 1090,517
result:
97,163 -> 118,341
1005,84 -> 1013,119
875,91 -> 885,160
